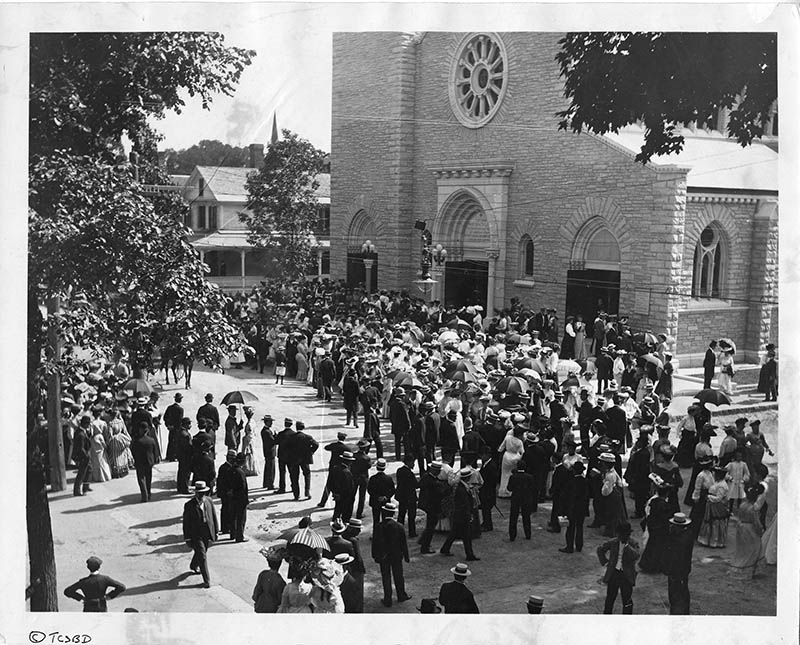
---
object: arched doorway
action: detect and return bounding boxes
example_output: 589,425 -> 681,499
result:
346,210 -> 379,291
565,224 -> 621,320
433,190 -> 491,311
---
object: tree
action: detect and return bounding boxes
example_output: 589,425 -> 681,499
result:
241,130 -> 328,279
555,32 -> 777,163
27,31 -> 254,612
163,139 -> 251,174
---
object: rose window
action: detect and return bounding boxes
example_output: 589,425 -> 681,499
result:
449,33 -> 508,128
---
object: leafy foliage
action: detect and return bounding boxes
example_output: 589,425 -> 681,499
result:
241,130 -> 328,279
163,139 -> 251,174
29,151 -> 245,373
555,32 -> 777,163
30,32 -> 255,160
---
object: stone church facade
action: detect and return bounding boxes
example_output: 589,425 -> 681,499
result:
330,32 -> 778,365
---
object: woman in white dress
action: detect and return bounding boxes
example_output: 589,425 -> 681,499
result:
497,426 -> 526,498
717,349 -> 735,395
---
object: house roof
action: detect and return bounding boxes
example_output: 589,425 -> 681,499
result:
192,229 -> 329,250
194,166 -> 330,202
604,125 -> 778,192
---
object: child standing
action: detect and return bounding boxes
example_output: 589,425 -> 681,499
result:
725,449 -> 750,513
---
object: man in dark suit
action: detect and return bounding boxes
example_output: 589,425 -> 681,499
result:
389,388 -> 411,460
72,416 -> 93,497
560,461 -> 590,553
274,418 -> 295,494
371,502 -> 411,607
661,512 -> 695,614
439,467 -> 479,561
229,453 -> 250,542
363,400 -> 384,459
507,463 -> 537,541
191,419 -> 214,458
596,521 -> 640,614
395,453 -> 419,538
319,431 -> 355,508
260,414 -> 277,490
283,420 -> 318,500
131,421 -> 157,502
418,461 -> 447,553
342,365 -> 361,428
182,480 -> 219,588
439,409 -> 460,467
703,340 -> 718,389
577,389 -> 594,453
326,518 -> 356,559
224,405 -> 243,452
367,458 -> 396,527
422,401 -> 440,467
215,450 -> 237,536
342,518 -> 366,608
163,393 -> 184,461
175,417 -> 193,494
548,391 -> 569,448
63,556 -> 126,612
407,407 -> 426,474
196,393 -> 220,434
329,450 -> 357,522
351,439 -> 372,519
438,562 -> 479,613
460,417 -> 486,468
605,394 -> 629,447
479,450 -> 499,531
318,351 -> 337,401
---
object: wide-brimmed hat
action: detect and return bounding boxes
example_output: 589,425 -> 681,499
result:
262,414 -> 273,422
749,420 -> 761,428
193,481 -> 210,493
381,501 -> 397,514
451,563 -> 472,577
330,518 -> 347,534
599,452 -> 616,463
340,451 -> 355,461
459,466 -> 473,477
669,512 -> 692,526
356,438 -> 371,449
114,390 -> 129,401
135,395 -> 148,405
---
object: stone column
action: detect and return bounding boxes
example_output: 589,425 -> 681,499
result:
746,198 -> 778,361
486,249 -> 500,318
431,264 -> 445,304
317,248 -> 324,277
363,258 -> 375,294
240,249 -> 246,291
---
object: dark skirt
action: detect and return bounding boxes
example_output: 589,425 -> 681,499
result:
639,527 -> 667,573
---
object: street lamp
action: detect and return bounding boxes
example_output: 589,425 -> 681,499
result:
413,227 -> 437,297
361,239 -> 377,294
432,243 -> 447,266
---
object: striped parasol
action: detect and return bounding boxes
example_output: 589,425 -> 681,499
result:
289,527 -> 329,551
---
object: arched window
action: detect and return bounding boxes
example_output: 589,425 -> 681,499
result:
520,235 -> 534,278
584,228 -> 621,270
692,223 -> 726,299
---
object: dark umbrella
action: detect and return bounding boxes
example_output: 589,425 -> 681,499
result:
561,376 -> 580,390
494,375 -> 529,395
693,389 -> 732,407
444,359 -> 478,376
514,357 -> 536,370
122,378 -> 153,397
220,390 -> 259,406
448,370 -> 478,384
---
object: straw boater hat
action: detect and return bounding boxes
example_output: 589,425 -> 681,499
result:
669,512 -> 691,526
376,458 -> 387,471
330,518 -> 347,534
451,563 -> 472,577
193,481 -> 209,493
599,452 -> 616,463
334,553 -> 354,567
381,501 -> 398,514
340,451 -> 355,461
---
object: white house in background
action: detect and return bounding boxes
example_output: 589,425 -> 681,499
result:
177,143 -> 331,292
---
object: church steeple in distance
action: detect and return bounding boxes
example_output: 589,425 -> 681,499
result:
270,112 -> 279,146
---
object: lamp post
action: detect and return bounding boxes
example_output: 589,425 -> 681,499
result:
361,239 -> 377,295
430,243 -> 447,303
413,227 -> 437,298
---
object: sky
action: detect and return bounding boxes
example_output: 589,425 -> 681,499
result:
154,6 -> 334,153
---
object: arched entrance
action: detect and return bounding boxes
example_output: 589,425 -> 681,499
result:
565,223 -> 621,320
433,190 -> 491,312
346,210 -> 379,291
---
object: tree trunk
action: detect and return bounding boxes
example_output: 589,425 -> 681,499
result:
47,297 -> 66,491
27,442 -> 59,611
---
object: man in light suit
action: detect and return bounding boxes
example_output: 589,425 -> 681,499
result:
596,521 -> 640,614
182,480 -> 219,588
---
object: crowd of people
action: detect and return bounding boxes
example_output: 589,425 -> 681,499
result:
45,278 -> 777,614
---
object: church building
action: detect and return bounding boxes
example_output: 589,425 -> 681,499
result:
329,32 -> 778,365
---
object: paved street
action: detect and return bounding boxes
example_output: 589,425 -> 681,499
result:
50,364 -> 777,614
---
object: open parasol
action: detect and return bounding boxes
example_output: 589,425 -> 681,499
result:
633,331 -> 659,346
515,368 -> 541,381
220,390 -> 259,406
122,378 -> 153,397
556,359 -> 582,381
447,370 -> 478,384
717,338 -> 737,355
289,527 -> 330,551
444,359 -> 478,376
438,330 -> 459,344
493,375 -> 529,395
694,388 -> 731,407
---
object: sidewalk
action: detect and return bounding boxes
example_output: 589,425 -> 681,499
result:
48,365 -> 777,615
